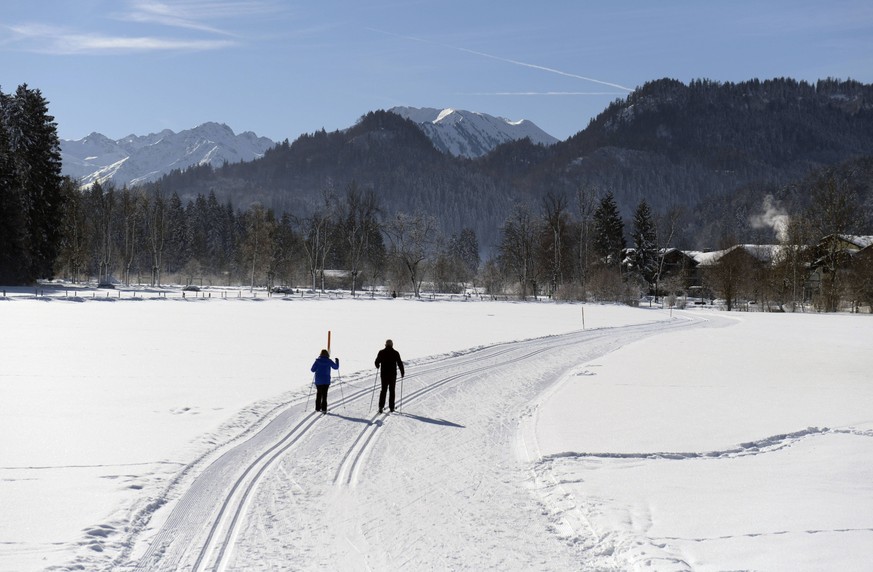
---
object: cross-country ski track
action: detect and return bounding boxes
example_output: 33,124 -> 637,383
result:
121,313 -> 722,571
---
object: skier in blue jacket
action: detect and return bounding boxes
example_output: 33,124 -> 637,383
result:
310,349 -> 339,414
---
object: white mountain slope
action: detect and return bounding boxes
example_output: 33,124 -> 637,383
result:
60,122 -> 276,188
391,106 -> 559,158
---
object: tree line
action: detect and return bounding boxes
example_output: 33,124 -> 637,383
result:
3,84 -> 871,312
47,176 -> 669,303
52,180 -> 484,297
492,188 -> 681,302
43,168 -> 872,312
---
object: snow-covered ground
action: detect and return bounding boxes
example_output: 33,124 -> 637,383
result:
1,292 -> 871,571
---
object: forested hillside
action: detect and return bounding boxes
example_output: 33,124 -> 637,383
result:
520,77 -> 873,246
146,77 -> 873,251
150,111 -> 509,251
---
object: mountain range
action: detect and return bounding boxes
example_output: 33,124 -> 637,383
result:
60,122 -> 275,188
61,78 -> 873,253
60,108 -> 556,189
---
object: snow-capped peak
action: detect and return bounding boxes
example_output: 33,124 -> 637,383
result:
434,108 -> 457,123
390,106 -> 558,158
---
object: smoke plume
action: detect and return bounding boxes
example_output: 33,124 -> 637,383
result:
750,194 -> 790,242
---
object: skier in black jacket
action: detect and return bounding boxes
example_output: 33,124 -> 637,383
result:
374,339 -> 404,413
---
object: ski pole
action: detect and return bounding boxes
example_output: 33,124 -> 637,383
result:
369,369 -> 379,412
305,373 -> 315,411
336,369 -> 346,409
399,376 -> 404,413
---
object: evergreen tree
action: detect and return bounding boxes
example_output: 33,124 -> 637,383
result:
270,212 -> 300,287
186,194 -> 210,273
0,106 -> 28,284
593,192 -> 626,270
450,227 -> 480,279
164,192 -> 187,275
629,199 -> 658,288
56,177 -> 89,283
1,84 -> 65,283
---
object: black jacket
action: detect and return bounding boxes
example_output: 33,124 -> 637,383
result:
375,347 -> 404,380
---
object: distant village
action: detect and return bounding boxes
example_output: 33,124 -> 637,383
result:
648,234 -> 873,313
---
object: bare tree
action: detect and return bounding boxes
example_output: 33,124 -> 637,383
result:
847,248 -> 873,312
770,216 -> 815,311
90,182 -> 115,285
297,189 -> 339,292
339,182 -> 381,296
146,188 -> 167,286
806,170 -> 866,311
384,211 -> 437,298
541,192 -> 569,297
118,187 -> 144,286
480,259 -> 505,298
241,203 -> 275,291
574,185 -> 598,294
704,239 -> 757,311
653,207 -> 682,300
499,203 -> 542,300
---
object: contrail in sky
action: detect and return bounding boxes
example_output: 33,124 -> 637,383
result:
368,28 -> 633,93
454,45 -> 633,92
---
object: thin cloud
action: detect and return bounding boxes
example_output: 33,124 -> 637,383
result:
369,28 -> 634,93
118,1 -> 235,36
116,0 -> 284,36
7,24 -> 236,54
3,1 -> 284,55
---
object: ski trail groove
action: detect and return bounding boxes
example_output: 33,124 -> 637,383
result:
192,412 -> 324,571
333,342 -> 575,488
128,315 -> 703,571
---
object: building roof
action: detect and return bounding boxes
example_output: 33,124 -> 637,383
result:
836,235 -> 873,249
692,244 -> 782,267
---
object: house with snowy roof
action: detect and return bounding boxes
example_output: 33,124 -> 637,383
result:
631,235 -> 872,311
655,248 -> 701,288
808,235 -> 873,311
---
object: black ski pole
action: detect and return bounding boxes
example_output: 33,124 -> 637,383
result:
369,369 -> 379,412
399,376 -> 404,413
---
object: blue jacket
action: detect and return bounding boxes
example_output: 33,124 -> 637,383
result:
311,356 -> 339,385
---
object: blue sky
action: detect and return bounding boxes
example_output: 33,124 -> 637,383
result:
2,1 -> 871,143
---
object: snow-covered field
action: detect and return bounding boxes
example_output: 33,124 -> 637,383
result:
1,292 -> 871,571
